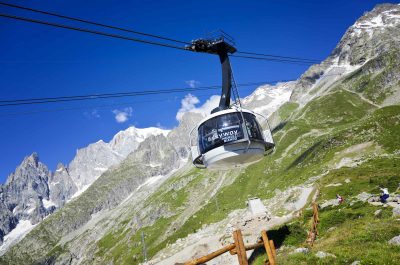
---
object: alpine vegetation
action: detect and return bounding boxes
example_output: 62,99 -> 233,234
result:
0,3 -> 399,265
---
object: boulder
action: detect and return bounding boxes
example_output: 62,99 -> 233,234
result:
290,247 -> 310,254
315,251 -> 336,258
320,199 -> 339,209
388,235 -> 400,246
393,206 -> 400,217
357,192 -> 372,202
374,209 -> 382,216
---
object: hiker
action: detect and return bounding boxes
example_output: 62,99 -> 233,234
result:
336,194 -> 344,204
379,186 -> 389,203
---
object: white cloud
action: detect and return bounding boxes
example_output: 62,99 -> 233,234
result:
185,80 -> 201,88
112,107 -> 133,123
176,94 -> 220,121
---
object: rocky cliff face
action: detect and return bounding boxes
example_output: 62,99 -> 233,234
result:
0,127 -> 169,250
0,153 -> 53,244
48,164 -> 77,207
68,127 -> 170,191
291,3 -> 400,106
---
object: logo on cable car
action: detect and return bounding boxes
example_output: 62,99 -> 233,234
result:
206,126 -> 241,143
218,129 -> 239,142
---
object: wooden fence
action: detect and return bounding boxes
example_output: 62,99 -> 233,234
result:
306,202 -> 319,246
183,229 -> 277,265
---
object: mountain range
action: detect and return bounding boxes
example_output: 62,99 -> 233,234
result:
0,3 -> 399,265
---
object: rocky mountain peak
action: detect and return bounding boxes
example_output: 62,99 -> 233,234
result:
331,3 -> 400,65
67,126 -> 171,192
6,153 -> 47,185
55,163 -> 67,173
0,153 -> 54,245
291,3 -> 400,106
21,152 -> 39,168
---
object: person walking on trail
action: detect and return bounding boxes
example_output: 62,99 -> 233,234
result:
379,186 -> 389,203
336,194 -> 344,204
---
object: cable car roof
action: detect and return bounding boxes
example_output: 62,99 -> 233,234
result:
196,107 -> 256,129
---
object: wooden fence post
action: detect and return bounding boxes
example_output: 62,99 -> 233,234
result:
233,230 -> 248,265
261,230 -> 276,265
269,240 -> 276,259
183,244 -> 236,265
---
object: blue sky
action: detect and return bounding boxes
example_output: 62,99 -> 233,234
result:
0,0 -> 393,182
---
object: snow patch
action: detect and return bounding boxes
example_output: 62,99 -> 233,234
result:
0,220 -> 37,255
351,8 -> 400,37
43,198 -> 56,209
242,82 -> 294,116
94,167 -> 108,171
136,175 -> 165,191
69,184 -> 91,200
26,206 -> 35,214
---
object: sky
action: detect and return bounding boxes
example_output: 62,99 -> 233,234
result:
0,0 -> 395,182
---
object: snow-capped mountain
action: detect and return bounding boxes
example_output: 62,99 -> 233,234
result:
242,81 -> 295,116
68,127 -> 170,191
291,3 -> 400,106
0,126 -> 169,250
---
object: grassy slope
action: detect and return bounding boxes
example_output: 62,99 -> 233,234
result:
253,105 -> 400,264
2,86 -> 398,265
92,89 -> 399,264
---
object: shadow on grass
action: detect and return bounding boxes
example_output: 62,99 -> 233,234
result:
248,225 -> 294,264
271,121 -> 288,134
286,141 -> 322,170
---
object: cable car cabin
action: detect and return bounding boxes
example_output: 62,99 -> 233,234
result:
187,35 -> 275,169
190,108 -> 275,170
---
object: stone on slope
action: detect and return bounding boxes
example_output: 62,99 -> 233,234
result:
388,235 -> 400,246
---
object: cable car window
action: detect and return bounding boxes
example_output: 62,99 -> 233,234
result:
198,113 -> 245,153
243,113 -> 264,141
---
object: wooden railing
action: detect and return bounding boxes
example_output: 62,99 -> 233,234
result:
306,202 -> 319,246
183,229 -> 277,265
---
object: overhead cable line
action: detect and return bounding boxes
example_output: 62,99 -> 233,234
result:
0,1 -> 189,45
230,55 -> 320,65
0,88 -> 251,118
0,80 -> 292,107
0,13 -> 187,51
235,51 -> 321,63
0,8 -> 327,65
0,2 -> 324,64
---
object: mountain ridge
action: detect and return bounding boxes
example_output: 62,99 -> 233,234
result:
1,3 -> 399,264
0,126 -> 170,250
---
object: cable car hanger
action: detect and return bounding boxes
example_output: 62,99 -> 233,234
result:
186,32 -> 275,170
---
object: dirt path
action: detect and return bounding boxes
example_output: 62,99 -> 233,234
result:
342,87 -> 380,108
149,185 -> 316,265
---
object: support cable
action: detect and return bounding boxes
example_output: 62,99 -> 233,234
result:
0,1 -> 189,45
